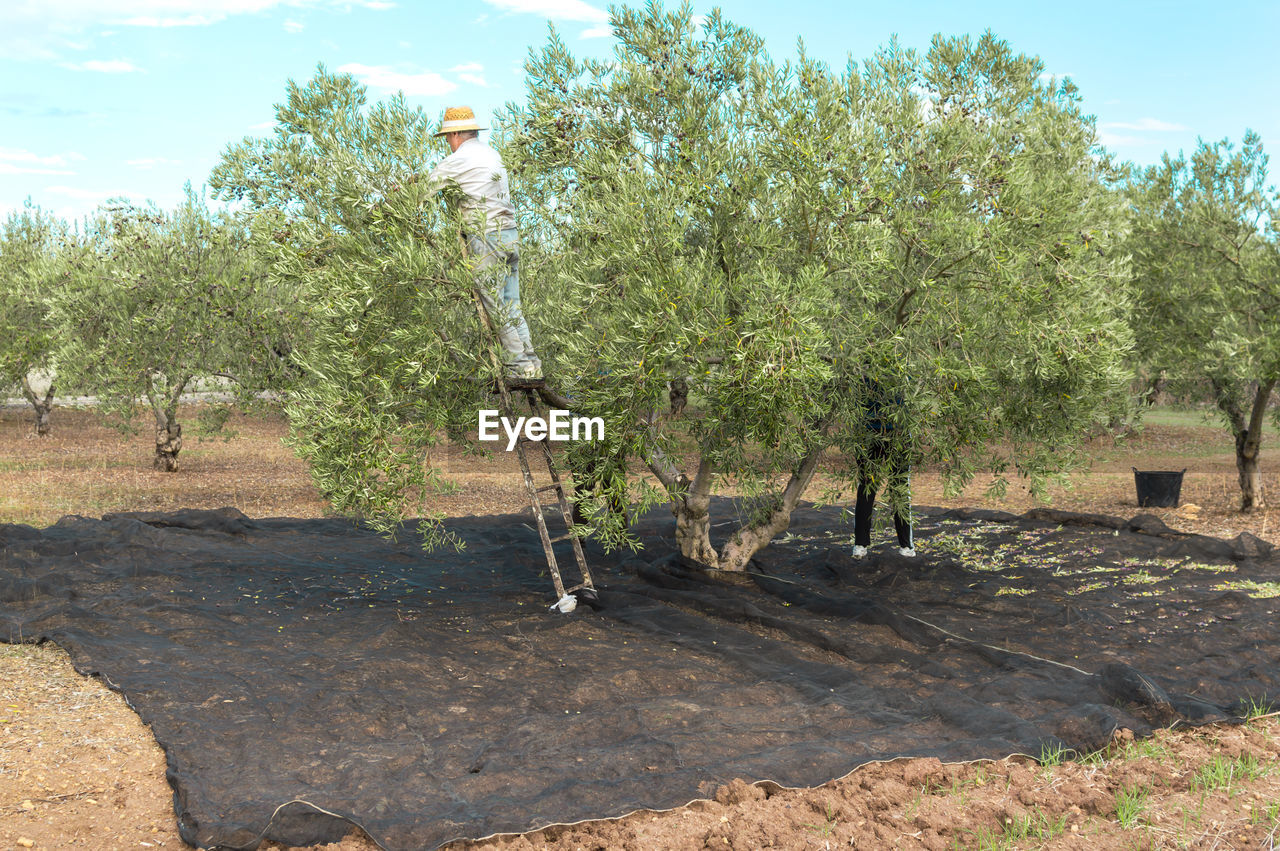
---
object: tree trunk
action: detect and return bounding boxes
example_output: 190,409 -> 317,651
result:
669,377 -> 688,416
656,443 -> 828,572
716,444 -> 826,571
1141,373 -> 1165,407
1214,378 -> 1274,513
20,374 -> 55,437
672,458 -> 721,566
1235,432 -> 1264,512
148,373 -> 190,473
154,420 -> 182,472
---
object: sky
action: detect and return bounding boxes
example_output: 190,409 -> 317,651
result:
2,0 -> 1277,222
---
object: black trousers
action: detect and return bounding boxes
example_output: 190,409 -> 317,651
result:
854,439 -> 913,549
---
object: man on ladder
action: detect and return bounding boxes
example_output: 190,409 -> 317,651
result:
427,105 -> 542,379
424,106 -> 596,614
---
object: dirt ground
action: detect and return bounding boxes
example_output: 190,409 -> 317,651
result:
1,404 -> 1279,850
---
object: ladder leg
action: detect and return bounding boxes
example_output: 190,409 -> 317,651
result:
532,435 -> 595,592
523,390 -> 595,592
512,438 -> 568,601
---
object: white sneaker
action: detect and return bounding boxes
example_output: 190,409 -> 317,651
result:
898,547 -> 916,558
850,545 -> 868,559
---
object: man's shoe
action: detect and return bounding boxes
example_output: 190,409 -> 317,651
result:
850,545 -> 868,559
898,547 -> 916,558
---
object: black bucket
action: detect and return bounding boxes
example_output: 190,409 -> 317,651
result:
1133,468 -> 1186,508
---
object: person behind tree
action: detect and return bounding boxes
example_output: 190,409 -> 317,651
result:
427,105 -> 542,379
850,374 -> 915,558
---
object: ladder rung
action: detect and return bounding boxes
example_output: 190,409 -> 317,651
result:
548,533 -> 577,543
536,484 -> 562,494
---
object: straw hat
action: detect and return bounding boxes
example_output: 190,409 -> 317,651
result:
435,105 -> 486,136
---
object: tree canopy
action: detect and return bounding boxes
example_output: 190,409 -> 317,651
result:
51,186 -> 284,470
210,5 -> 1134,567
502,4 -> 1134,568
212,65 -> 504,547
0,201 -> 66,434
1129,131 -> 1280,510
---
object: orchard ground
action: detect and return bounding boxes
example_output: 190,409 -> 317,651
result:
1,403 -> 1278,850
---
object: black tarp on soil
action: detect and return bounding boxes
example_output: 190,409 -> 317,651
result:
1,501 -> 1278,850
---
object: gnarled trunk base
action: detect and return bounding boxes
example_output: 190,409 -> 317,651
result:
155,422 -> 182,472
21,376 -> 55,437
1236,431 -> 1265,512
31,400 -> 53,437
1213,378 -> 1273,515
674,497 -> 720,567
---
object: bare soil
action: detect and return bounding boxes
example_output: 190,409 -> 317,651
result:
2,404 -> 1279,850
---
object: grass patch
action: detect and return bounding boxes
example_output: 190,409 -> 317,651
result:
1191,753 -> 1271,796
1118,736 -> 1175,764
1250,799 -> 1280,829
1113,783 -> 1148,827
1038,742 -> 1074,767
1242,695 -> 1276,720
953,807 -> 1068,850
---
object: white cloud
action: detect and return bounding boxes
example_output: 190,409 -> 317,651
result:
249,120 -> 276,130
1097,130 -> 1144,150
337,63 -> 457,97
451,62 -> 488,87
1101,117 -> 1188,132
0,147 -> 80,174
283,18 -> 303,32
481,0 -> 607,24
61,58 -> 142,72
1,1 -> 393,60
580,24 -> 611,39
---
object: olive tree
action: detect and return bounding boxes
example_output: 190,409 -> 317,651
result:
210,11 -> 1131,568
0,202 -> 65,435
1129,132 -> 1280,511
211,66 -> 498,547
52,187 -> 281,471
501,5 -> 1133,569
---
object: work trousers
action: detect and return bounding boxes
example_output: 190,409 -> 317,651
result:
854,438 -> 914,549
467,228 -> 539,369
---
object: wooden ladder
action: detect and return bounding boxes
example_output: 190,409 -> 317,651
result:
469,281 -> 596,613
500,380 -> 597,613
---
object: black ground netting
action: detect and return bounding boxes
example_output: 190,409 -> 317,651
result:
2,501 -> 1278,850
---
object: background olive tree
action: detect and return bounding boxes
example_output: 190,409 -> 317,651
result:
501,4 -> 1134,569
52,187 -> 284,471
1129,132 -> 1279,511
0,201 -> 66,435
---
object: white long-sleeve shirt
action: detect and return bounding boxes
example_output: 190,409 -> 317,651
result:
425,137 -> 516,234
